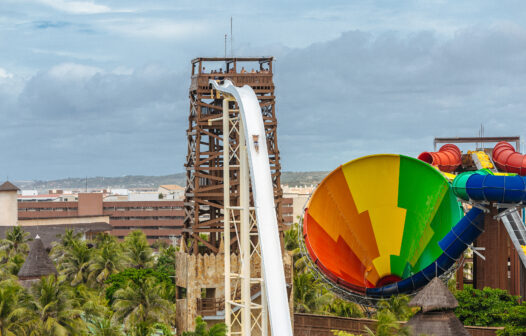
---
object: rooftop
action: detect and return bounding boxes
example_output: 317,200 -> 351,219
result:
0,181 -> 20,192
18,236 -> 57,279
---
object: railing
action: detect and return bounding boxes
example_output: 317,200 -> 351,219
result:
293,313 -> 503,336
191,74 -> 273,91
197,298 -> 224,316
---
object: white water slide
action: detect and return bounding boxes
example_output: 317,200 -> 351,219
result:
210,79 -> 293,336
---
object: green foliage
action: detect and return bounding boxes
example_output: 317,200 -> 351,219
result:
455,286 -> 520,326
124,230 -> 154,269
112,277 -> 174,334
455,286 -> 526,335
30,274 -> 86,335
293,271 -> 333,313
88,238 -> 125,286
326,298 -> 364,318
155,245 -> 176,278
365,309 -> 409,336
376,295 -> 413,321
0,226 -> 30,256
182,316 -> 226,336
105,268 -> 173,303
0,227 -> 177,335
332,331 -> 360,336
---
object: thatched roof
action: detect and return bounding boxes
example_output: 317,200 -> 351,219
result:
409,277 -> 458,313
0,181 -> 19,191
18,236 -> 57,279
407,311 -> 470,336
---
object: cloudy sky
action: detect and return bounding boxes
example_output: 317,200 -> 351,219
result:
1,0 -> 526,180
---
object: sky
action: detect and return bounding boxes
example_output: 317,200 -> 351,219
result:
1,0 -> 526,180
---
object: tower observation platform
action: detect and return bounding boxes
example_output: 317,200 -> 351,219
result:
183,57 -> 284,254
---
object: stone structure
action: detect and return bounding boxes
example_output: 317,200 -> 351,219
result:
175,239 -> 293,333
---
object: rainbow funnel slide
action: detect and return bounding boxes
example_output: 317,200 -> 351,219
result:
303,154 -> 485,298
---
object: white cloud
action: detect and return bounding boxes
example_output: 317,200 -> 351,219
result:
48,63 -> 102,79
102,19 -> 208,39
36,0 -> 113,14
0,68 -> 13,79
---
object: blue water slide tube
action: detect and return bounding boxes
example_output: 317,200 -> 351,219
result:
365,207 -> 485,298
453,171 -> 526,203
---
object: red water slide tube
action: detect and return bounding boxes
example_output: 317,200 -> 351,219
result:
492,141 -> 526,175
417,144 -> 461,173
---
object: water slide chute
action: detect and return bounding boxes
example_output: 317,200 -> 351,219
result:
302,154 -> 485,299
209,80 -> 293,336
492,141 -> 526,176
418,144 -> 462,173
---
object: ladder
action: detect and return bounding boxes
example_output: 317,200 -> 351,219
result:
500,209 -> 526,268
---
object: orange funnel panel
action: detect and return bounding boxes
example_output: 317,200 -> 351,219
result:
417,144 -> 461,173
492,141 -> 526,176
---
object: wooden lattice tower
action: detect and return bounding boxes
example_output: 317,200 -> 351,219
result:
183,57 -> 283,253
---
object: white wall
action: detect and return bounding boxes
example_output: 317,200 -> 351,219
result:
0,191 -> 18,226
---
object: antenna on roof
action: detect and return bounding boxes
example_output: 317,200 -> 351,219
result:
230,17 -> 233,57
224,34 -> 227,58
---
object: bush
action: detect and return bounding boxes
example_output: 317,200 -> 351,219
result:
105,268 -> 172,303
455,286 -> 526,335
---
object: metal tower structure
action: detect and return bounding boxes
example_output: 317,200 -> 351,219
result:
183,57 -> 284,253
176,57 -> 291,334
221,93 -> 268,335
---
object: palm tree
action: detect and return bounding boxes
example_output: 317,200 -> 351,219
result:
57,239 -> 92,286
88,241 -> 125,286
155,245 -> 176,277
123,231 -> 153,269
0,279 -> 36,335
29,275 -> 85,335
293,272 -> 333,313
364,309 -> 409,336
86,317 -> 124,336
112,277 -> 174,333
327,297 -> 364,318
377,295 -> 412,321
50,229 -> 83,261
182,316 -> 226,336
0,226 -> 30,256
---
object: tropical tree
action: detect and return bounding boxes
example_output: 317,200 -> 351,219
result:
155,245 -> 176,278
51,229 -> 83,261
112,277 -> 174,333
123,231 -> 154,269
0,226 -> 30,256
105,268 -> 173,303
364,309 -> 409,336
327,297 -> 364,318
29,275 -> 85,335
57,239 -> 92,286
182,316 -> 227,336
0,279 -> 36,335
88,240 -> 125,286
293,272 -> 333,313
86,316 -> 124,336
376,295 -> 413,321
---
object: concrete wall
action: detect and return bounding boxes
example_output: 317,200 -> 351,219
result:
0,190 -> 18,226
78,193 -> 103,216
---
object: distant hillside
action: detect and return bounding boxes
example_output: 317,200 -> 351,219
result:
14,171 -> 328,191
